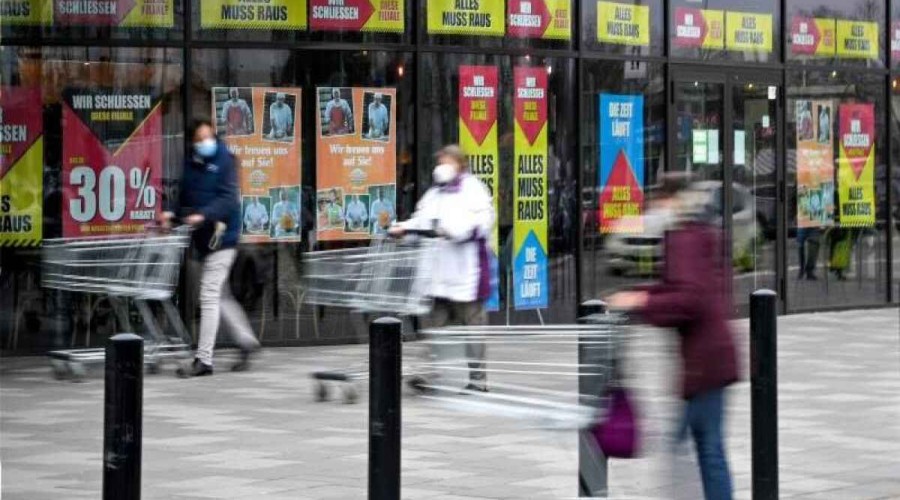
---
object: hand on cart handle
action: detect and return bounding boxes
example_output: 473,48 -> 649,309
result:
159,211 -> 175,229
387,224 -> 441,239
606,290 -> 648,311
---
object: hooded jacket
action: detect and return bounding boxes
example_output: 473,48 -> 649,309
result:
176,140 -> 241,256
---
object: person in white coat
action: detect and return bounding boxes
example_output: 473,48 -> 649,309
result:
390,145 -> 495,392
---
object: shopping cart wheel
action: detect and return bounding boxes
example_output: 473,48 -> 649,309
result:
342,386 -> 358,404
407,376 -> 432,395
51,359 -> 69,380
315,382 -> 329,402
175,359 -> 192,378
68,362 -> 86,382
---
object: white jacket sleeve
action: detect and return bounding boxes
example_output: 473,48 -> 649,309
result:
438,177 -> 495,242
398,189 -> 436,232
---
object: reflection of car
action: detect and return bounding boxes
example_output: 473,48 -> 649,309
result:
605,207 -> 674,276
604,182 -> 761,276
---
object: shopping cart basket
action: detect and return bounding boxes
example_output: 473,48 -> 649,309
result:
41,226 -> 194,380
308,234 -> 437,402
410,314 -> 628,429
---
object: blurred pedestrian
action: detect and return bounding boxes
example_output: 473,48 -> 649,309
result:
390,145 -> 495,392
161,119 -> 260,377
608,173 -> 739,500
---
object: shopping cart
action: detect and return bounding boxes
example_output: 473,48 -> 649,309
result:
41,226 -> 194,380
410,314 -> 628,428
407,313 -> 629,498
308,233 -> 437,403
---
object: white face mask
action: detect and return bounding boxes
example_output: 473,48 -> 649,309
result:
433,163 -> 457,185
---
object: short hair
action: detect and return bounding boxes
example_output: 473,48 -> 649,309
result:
229,88 -> 239,96
189,118 -> 214,140
332,88 -> 341,97
434,144 -> 468,171
276,92 -> 286,100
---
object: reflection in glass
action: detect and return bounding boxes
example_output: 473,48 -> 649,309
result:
581,62 -> 666,301
786,70 -> 889,310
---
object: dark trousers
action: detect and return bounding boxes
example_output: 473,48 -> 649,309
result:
427,298 -> 487,384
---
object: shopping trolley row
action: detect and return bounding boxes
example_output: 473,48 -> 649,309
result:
300,231 -> 630,431
41,226 -> 194,380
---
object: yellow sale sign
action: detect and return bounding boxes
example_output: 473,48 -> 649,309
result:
0,0 -> 52,25
836,20 -> 878,59
427,0 -> 505,36
1,87 -> 43,246
201,0 -> 308,29
725,11 -> 773,52
596,1 -> 650,46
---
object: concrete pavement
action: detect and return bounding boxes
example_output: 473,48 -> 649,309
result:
1,308 -> 898,499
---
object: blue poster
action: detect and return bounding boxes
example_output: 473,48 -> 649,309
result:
598,94 -> 644,234
486,253 -> 500,311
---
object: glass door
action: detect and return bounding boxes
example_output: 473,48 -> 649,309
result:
670,67 -> 782,313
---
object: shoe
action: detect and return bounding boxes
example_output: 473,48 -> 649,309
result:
190,358 -> 213,377
461,383 -> 488,394
231,346 -> 258,372
806,273 -> 818,281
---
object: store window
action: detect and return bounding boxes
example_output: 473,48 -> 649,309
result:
890,75 -> 900,302
422,0 -> 574,50
579,61 -> 666,302
191,48 -> 415,342
581,0 -> 664,56
0,46 -> 184,353
786,0 -> 885,67
669,0 -> 780,63
192,0 -> 412,43
786,70 -> 889,310
419,53 -> 577,323
1,0 -> 184,41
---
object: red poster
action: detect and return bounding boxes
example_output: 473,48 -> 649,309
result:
839,104 -> 874,179
513,67 -> 548,146
309,0 -> 403,32
458,66 -> 498,147
507,0 -> 570,40
673,7 -> 724,49
790,16 -> 835,56
53,0 -> 174,26
62,89 -> 163,237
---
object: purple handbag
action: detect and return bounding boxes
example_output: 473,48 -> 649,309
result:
591,387 -> 640,458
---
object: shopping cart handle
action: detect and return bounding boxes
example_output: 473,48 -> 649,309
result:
402,228 -> 440,238
146,222 -> 192,235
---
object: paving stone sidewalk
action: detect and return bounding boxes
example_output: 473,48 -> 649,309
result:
1,309 -> 899,499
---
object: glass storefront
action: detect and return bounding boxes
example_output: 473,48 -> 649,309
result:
1,0 -> 898,354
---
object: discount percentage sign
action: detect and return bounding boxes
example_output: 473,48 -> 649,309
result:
129,167 -> 156,209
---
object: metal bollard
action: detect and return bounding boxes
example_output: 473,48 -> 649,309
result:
750,290 -> 778,500
577,300 -> 608,498
369,317 -> 402,500
103,333 -> 144,500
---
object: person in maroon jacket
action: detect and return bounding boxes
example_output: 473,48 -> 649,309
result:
608,174 -> 739,500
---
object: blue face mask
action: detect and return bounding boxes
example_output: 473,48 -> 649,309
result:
194,138 -> 217,158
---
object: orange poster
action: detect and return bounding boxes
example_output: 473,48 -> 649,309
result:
315,87 -> 397,241
212,87 -> 302,243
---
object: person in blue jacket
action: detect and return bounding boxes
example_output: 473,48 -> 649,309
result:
161,119 -> 259,377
